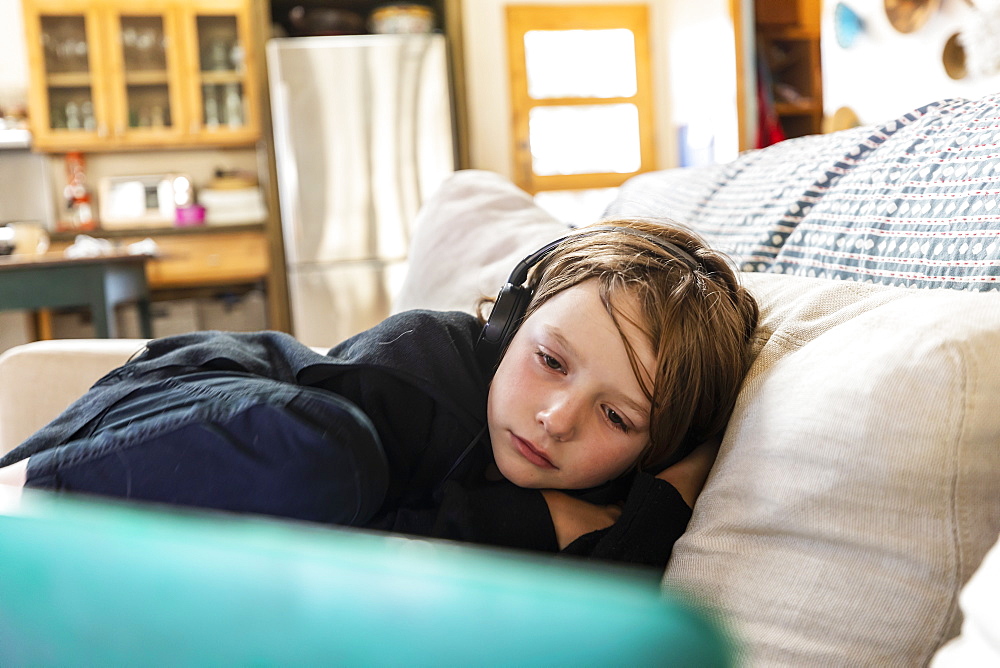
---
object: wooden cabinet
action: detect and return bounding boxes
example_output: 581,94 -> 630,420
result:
22,0 -> 260,151
758,27 -> 823,141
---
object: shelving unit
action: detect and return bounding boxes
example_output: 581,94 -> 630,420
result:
735,0 -> 823,149
758,23 -> 823,141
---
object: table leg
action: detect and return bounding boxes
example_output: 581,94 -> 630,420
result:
137,298 -> 153,339
33,309 -> 54,341
91,300 -> 115,338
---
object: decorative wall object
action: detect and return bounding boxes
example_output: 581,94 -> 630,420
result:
943,32 -> 967,79
958,1 -> 1000,78
884,0 -> 940,33
835,3 -> 865,48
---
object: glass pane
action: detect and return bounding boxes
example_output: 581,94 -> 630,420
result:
202,83 -> 245,128
126,85 -> 172,128
120,16 -> 167,71
529,104 -> 641,176
47,87 -> 95,130
524,29 -> 637,99
41,16 -> 90,74
197,16 -> 242,72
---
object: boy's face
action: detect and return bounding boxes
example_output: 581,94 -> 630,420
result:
487,279 -> 654,489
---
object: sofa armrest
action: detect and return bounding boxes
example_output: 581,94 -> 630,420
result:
0,339 -> 148,455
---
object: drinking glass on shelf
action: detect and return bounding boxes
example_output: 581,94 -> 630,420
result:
205,85 -> 220,127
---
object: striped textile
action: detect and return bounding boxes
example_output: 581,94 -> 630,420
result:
775,95 -> 1000,290
608,93 -> 1000,291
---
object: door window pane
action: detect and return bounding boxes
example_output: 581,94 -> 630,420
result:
524,29 -> 637,99
529,104 -> 641,175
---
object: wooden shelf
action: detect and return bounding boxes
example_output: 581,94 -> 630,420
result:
50,222 -> 265,243
123,70 -> 171,86
775,101 -> 820,115
45,72 -> 92,88
198,70 -> 246,85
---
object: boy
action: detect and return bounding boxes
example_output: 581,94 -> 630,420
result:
0,219 -> 758,569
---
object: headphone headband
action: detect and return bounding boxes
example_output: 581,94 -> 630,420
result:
476,225 -> 700,370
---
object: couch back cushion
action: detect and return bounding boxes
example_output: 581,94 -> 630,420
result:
393,169 -> 568,314
667,272 -> 1000,665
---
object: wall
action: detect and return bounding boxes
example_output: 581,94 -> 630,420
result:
0,0 -> 28,108
821,0 -> 1000,125
459,0 -> 741,177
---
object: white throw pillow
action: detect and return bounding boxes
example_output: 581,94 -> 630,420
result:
931,531 -> 1000,666
666,273 -> 1000,666
393,170 -> 569,315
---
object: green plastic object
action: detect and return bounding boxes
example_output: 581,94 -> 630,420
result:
0,488 -> 732,666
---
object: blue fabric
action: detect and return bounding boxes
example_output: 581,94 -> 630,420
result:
26,372 -> 389,526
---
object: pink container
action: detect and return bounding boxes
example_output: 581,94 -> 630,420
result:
175,204 -> 206,226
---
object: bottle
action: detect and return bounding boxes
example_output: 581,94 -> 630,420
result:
224,83 -> 243,128
62,151 -> 95,231
65,100 -> 81,130
81,100 -> 96,130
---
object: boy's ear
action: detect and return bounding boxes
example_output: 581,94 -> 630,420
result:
476,283 -> 533,370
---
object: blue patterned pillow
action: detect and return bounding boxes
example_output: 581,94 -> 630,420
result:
771,94 -> 1000,291
606,106 -> 939,268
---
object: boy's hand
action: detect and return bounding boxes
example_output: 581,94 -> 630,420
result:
654,437 -> 721,508
540,437 -> 721,549
541,489 -> 621,550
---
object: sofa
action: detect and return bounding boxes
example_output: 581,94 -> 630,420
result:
3,91 -> 1000,665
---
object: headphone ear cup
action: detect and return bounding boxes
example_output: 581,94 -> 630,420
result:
476,283 -> 533,370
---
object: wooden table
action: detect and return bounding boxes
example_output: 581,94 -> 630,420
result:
0,252 -> 153,338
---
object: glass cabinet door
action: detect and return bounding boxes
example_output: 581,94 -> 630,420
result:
188,6 -> 258,143
36,13 -> 103,140
113,12 -> 180,139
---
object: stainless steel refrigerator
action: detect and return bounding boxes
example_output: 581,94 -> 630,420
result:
267,33 -> 455,347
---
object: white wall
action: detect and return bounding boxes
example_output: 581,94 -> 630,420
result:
0,0 -> 29,106
821,0 -> 1000,126
460,0 -> 740,177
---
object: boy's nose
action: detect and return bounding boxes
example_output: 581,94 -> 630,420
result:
537,396 -> 580,442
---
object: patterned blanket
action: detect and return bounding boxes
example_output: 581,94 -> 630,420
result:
607,93 -> 1000,291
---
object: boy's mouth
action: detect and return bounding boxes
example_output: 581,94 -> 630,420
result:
512,434 -> 557,469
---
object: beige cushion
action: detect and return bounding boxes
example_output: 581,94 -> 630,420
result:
666,273 -> 1000,665
0,339 -> 148,455
393,169 -> 568,315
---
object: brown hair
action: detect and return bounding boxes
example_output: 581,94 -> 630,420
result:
488,218 -> 759,470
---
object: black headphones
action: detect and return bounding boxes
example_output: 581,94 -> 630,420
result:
475,225 -> 700,370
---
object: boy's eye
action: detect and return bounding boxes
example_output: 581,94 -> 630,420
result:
605,407 -> 630,434
535,350 -> 564,372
